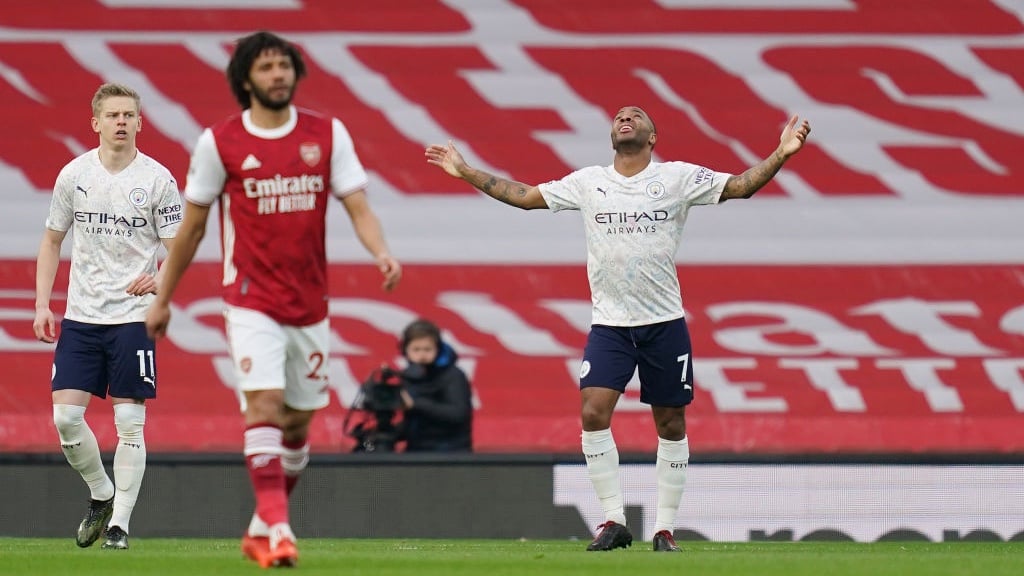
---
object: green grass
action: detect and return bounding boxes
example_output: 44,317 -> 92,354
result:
0,539 -> 1021,576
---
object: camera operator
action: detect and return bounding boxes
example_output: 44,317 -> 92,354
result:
396,319 -> 473,452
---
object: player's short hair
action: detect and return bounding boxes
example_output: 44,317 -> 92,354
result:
91,83 -> 140,117
636,107 -> 657,149
611,106 -> 658,151
400,319 -> 442,355
227,30 -> 307,110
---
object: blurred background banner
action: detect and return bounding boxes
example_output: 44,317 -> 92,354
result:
556,463 -> 1024,542
2,0 -> 1022,454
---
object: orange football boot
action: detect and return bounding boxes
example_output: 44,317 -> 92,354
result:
241,534 -> 272,567
268,536 -> 298,568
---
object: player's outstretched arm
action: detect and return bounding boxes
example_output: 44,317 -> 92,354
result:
146,201 -> 210,339
425,140 -> 547,210
721,115 -> 811,201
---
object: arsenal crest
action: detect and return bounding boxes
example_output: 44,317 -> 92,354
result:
299,143 -> 321,167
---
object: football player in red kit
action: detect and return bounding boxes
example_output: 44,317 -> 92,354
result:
146,31 -> 401,568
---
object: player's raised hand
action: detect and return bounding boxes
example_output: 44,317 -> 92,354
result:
145,302 -> 171,340
779,115 -> 811,158
425,140 -> 469,179
126,273 -> 158,296
33,307 -> 56,343
377,254 -> 402,292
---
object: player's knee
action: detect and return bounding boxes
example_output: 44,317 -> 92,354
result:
245,389 -> 286,423
52,404 -> 86,441
113,403 -> 146,442
581,405 -> 610,428
654,409 -> 686,440
281,412 -> 313,441
656,422 -> 686,441
581,403 -> 612,429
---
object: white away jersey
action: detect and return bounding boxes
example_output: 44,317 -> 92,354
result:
45,149 -> 182,324
539,161 -> 730,327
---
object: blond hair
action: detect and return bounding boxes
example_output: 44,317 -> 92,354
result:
91,83 -> 141,116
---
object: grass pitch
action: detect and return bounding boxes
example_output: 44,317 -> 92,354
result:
0,538 -> 1020,575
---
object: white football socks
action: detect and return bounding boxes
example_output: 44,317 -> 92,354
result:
282,441 -> 310,484
247,513 -> 270,538
581,428 -> 626,526
53,404 -> 114,501
110,403 -> 147,533
654,435 -> 689,534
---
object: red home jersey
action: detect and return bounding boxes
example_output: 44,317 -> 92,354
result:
184,107 -> 368,325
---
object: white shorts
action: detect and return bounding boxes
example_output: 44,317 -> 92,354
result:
224,305 -> 330,411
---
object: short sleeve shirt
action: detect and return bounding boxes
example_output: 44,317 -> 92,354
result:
539,161 -> 729,326
46,149 -> 182,324
183,106 -> 368,326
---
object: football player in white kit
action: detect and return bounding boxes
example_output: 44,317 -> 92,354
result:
426,106 -> 810,552
34,83 -> 181,551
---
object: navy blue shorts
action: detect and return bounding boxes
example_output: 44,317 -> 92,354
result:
51,319 -> 158,400
579,317 -> 694,407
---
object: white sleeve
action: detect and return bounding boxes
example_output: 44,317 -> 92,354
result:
538,169 -> 584,212
330,118 -> 369,197
682,163 -> 731,206
154,176 -> 184,238
45,165 -> 75,231
183,128 -> 227,206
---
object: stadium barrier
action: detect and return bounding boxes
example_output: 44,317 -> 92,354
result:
3,453 -> 1022,542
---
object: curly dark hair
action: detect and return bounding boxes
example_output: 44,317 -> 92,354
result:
226,30 -> 307,110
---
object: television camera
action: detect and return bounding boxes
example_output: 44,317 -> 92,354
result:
343,365 -> 407,452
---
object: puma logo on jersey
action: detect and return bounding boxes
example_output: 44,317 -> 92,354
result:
596,187 -> 608,197
76,186 -> 89,197
241,154 -> 262,171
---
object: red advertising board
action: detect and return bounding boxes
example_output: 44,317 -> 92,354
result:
2,263 -> 1021,453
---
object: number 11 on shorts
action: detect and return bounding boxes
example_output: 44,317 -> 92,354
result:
137,349 -> 155,386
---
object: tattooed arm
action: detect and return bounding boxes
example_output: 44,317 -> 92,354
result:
721,115 -> 811,201
425,140 -> 548,210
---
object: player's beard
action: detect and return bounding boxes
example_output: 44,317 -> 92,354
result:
612,130 -> 649,154
251,84 -> 293,111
